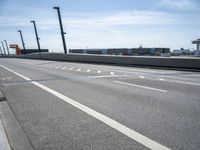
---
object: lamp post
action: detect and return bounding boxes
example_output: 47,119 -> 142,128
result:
30,21 -> 41,52
53,6 -> 67,54
4,40 -> 10,56
1,41 -> 6,56
17,30 -> 26,50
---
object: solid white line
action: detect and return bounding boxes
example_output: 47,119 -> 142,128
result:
0,65 -> 31,81
164,79 -> 200,86
88,75 -> 124,79
0,65 -> 170,150
115,81 -> 167,93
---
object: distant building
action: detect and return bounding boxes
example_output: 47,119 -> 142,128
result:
173,48 -> 193,55
69,47 -> 170,56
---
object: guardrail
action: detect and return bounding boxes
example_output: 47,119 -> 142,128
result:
1,53 -> 200,70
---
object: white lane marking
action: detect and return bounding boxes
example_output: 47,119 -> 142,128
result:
77,68 -> 81,71
159,78 -> 164,81
48,65 -> 57,68
115,81 -> 168,93
0,65 -> 170,150
164,79 -> 200,86
55,66 -> 62,69
89,75 -> 125,79
139,76 -> 145,79
86,69 -> 90,72
2,77 -> 12,81
61,66 -> 68,70
69,67 -> 74,70
97,70 -> 102,74
110,72 -> 115,75
0,66 -> 31,81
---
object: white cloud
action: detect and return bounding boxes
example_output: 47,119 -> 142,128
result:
59,10 -> 178,35
0,16 -> 30,27
157,0 -> 196,10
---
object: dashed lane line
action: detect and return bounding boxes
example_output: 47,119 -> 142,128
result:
97,70 -> 102,74
77,68 -> 82,71
139,76 -> 145,79
110,72 -> 115,75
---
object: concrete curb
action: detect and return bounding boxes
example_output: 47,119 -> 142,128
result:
0,115 -> 11,150
0,91 -> 11,150
0,91 -> 34,150
0,91 -> 6,102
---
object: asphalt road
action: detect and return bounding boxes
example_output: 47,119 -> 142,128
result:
0,58 -> 200,150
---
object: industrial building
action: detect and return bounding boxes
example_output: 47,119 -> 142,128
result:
69,47 -> 170,56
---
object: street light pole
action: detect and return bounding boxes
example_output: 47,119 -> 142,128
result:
1,41 -> 6,56
4,40 -> 10,56
53,6 -> 67,54
30,21 -> 41,52
17,30 -> 26,50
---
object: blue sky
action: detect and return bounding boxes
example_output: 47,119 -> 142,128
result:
0,0 -> 200,53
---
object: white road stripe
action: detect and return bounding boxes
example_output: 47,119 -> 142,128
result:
110,72 -> 115,75
55,66 -> 62,69
0,65 -> 171,150
115,81 -> 167,93
139,76 -> 145,79
164,79 -> 200,86
48,65 -> 57,68
61,66 -> 68,70
86,69 -> 90,72
159,78 -> 164,81
89,75 -> 124,79
97,70 -> 102,74
69,67 -> 73,70
77,68 -> 81,71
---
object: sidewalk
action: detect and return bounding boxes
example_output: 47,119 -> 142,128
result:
0,91 -> 11,150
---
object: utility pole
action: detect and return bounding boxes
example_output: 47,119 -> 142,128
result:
53,6 -> 67,54
1,41 -> 6,56
18,30 -> 26,50
4,40 -> 10,56
30,21 -> 41,52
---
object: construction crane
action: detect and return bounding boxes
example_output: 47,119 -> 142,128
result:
10,44 -> 21,55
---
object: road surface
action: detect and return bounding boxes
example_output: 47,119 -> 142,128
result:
0,58 -> 200,150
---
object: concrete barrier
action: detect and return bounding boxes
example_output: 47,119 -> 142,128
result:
2,53 -> 200,70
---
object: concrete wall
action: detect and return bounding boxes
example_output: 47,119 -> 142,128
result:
3,53 -> 200,69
